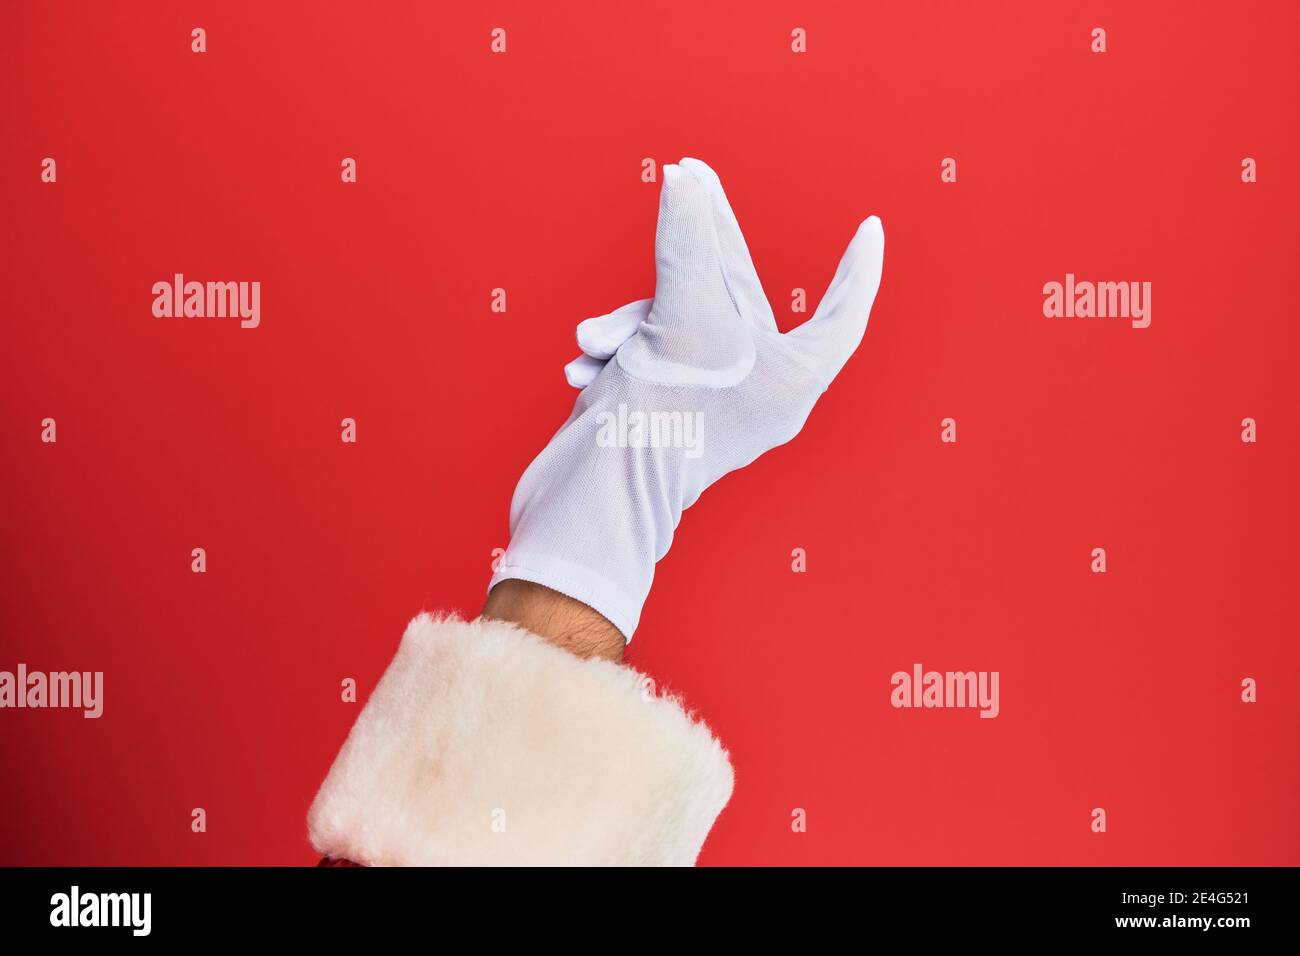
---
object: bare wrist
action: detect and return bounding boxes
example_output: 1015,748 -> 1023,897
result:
482,579 -> 626,663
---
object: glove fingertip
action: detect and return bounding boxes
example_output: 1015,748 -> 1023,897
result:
564,354 -> 602,389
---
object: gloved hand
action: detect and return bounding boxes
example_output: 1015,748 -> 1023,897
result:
490,157 -> 885,638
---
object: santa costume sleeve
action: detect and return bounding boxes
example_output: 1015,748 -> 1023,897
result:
306,613 -> 734,866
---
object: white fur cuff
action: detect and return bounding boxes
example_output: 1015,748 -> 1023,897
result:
307,613 -> 734,866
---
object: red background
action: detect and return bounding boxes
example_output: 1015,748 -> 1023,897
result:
2,1 -> 1297,865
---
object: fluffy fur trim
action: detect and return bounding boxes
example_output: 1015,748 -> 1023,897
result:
307,613 -> 734,866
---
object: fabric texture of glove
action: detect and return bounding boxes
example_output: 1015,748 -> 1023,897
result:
307,613 -> 734,866
491,157 -> 885,638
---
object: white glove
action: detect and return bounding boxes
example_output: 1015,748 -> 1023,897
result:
490,157 -> 885,638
